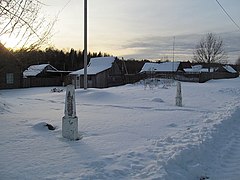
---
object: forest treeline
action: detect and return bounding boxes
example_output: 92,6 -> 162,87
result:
11,47 -> 112,71
11,47 -> 150,74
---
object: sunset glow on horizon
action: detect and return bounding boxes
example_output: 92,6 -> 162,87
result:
3,0 -> 240,63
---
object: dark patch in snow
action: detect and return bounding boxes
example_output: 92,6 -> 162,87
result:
32,122 -> 56,131
50,87 -> 64,93
152,98 -> 164,103
167,123 -> 178,128
45,123 -> 56,130
200,176 -> 210,180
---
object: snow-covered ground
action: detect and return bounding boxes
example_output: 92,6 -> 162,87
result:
0,78 -> 240,180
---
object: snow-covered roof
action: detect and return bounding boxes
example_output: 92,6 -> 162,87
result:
23,64 -> 58,77
184,65 -> 215,73
184,65 -> 237,73
70,57 -> 115,76
223,65 -> 237,73
140,62 -> 180,73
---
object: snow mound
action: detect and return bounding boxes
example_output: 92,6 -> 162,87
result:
32,122 -> 56,131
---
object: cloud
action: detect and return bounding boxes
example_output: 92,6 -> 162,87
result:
120,32 -> 240,63
220,31 -> 240,53
121,34 -> 200,60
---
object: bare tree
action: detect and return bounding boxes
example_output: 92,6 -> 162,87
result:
193,33 -> 227,64
236,56 -> 240,65
0,0 -> 55,50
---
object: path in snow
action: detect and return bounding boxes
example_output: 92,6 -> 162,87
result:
208,107 -> 240,180
161,86 -> 240,180
160,106 -> 240,180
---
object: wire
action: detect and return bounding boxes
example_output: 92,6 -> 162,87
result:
59,0 -> 72,15
215,0 -> 240,31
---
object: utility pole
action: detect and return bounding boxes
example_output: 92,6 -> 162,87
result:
173,37 -> 175,63
172,36 -> 175,78
83,0 -> 88,90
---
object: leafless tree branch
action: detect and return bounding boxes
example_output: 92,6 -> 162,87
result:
193,33 -> 227,64
0,0 -> 56,50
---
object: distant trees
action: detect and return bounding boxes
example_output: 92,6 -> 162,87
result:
0,0 -> 55,50
236,56 -> 240,65
13,48 -> 112,71
193,33 -> 227,65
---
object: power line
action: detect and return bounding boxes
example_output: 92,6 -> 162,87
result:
58,0 -> 72,15
215,0 -> 240,31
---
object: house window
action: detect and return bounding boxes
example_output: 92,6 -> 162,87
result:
76,76 -> 80,89
6,73 -> 14,84
87,76 -> 92,80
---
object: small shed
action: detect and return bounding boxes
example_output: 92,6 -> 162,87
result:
140,62 -> 181,78
23,64 -> 58,77
23,64 -> 69,87
0,43 -> 22,89
70,57 -> 123,88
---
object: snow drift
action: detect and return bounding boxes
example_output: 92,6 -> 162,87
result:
0,78 -> 239,179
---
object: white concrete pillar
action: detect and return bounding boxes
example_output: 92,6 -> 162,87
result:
62,85 -> 79,140
176,81 -> 182,107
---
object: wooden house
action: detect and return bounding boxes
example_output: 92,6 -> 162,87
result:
176,64 -> 239,83
139,61 -> 182,78
0,43 -> 22,89
70,57 -> 123,88
23,64 -> 70,87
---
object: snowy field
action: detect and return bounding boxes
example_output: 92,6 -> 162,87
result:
0,78 -> 240,180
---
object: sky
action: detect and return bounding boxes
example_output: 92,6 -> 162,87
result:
41,0 -> 240,63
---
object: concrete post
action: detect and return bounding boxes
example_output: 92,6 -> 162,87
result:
176,81 -> 182,107
62,85 -> 79,140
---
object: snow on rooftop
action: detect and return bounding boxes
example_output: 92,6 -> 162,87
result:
223,65 -> 237,73
70,57 -> 115,76
140,62 -> 180,73
184,65 -> 214,73
23,64 -> 58,77
184,65 -> 237,73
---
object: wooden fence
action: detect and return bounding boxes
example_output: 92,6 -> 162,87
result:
23,77 -> 63,88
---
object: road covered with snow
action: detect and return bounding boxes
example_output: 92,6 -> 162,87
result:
0,78 -> 240,179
